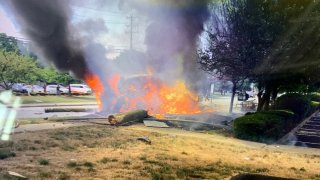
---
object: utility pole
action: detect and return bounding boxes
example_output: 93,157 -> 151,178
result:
127,14 -> 140,51
129,15 -> 133,50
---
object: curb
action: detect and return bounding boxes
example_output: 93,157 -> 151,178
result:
9,103 -> 98,108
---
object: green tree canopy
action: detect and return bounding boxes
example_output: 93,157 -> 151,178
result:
0,50 -> 39,89
39,67 -> 81,85
0,33 -> 20,53
199,0 -> 320,112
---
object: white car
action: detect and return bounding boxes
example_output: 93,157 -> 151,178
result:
12,83 -> 27,93
46,85 -> 69,95
246,91 -> 255,97
22,85 -> 45,95
69,84 -> 92,95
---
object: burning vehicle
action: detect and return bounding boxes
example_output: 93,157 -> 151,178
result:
106,74 -> 200,115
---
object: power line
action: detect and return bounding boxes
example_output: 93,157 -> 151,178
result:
72,14 -> 127,24
71,6 -> 124,16
71,11 -> 126,20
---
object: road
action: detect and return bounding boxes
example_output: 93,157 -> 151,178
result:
11,103 -> 98,119
14,122 -> 86,133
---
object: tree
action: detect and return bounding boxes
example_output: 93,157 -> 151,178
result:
253,0 -> 320,110
0,33 -> 81,88
199,0 -> 320,112
0,50 -> 39,89
39,67 -> 81,85
199,0 -> 282,113
0,33 -> 20,53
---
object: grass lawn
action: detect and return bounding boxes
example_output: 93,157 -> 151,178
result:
17,95 -> 97,104
17,118 -> 65,125
0,125 -> 319,179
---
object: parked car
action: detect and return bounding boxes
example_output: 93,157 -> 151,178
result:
12,83 -> 27,93
69,84 -> 92,95
46,85 -> 69,95
22,85 -> 45,95
246,91 -> 255,97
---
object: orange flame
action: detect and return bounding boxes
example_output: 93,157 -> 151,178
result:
85,73 -> 104,110
114,76 -> 199,116
86,72 -> 201,116
158,81 -> 199,114
108,74 -> 121,97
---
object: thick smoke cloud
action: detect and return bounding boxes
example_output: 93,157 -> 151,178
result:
4,0 -> 88,79
3,0 -> 210,113
76,19 -> 109,36
122,0 -> 209,90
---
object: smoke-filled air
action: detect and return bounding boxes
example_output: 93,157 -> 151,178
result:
3,0 -> 209,115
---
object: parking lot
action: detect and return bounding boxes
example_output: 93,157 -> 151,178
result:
11,83 -> 93,96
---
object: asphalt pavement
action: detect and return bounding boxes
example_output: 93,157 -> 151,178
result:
11,103 -> 98,119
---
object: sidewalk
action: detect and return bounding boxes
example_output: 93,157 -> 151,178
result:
9,102 -> 98,108
13,122 -> 86,133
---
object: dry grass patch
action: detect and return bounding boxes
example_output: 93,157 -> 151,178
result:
0,125 -> 319,179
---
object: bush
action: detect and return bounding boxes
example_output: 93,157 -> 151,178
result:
275,93 -> 311,119
234,93 -> 320,143
259,110 -> 295,119
38,158 -> 49,165
67,161 -> 77,168
0,149 -> 16,159
306,93 -> 320,102
309,101 -> 320,115
58,172 -> 70,180
233,111 -> 295,143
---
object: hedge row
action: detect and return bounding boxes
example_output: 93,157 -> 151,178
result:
307,93 -> 320,102
233,93 -> 320,143
275,93 -> 320,118
233,110 -> 296,142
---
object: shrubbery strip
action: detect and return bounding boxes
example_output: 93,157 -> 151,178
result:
234,93 -> 320,143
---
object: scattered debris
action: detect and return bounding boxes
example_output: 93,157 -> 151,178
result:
45,108 -> 92,113
108,110 -> 148,126
143,119 -> 170,128
137,137 -> 151,144
108,115 -> 117,125
8,171 -> 27,179
14,122 -> 20,128
231,173 -> 295,180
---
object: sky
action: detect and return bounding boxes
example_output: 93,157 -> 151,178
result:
0,1 -> 147,53
0,6 -> 24,39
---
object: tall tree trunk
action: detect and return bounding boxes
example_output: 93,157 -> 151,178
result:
257,85 -> 264,111
262,83 -> 272,111
263,91 -> 271,111
229,81 -> 237,113
271,86 -> 279,108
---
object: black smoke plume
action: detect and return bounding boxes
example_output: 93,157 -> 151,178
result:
4,0 -> 88,79
123,0 -> 210,90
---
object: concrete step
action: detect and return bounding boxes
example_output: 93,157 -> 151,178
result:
300,124 -> 320,130
297,131 -> 320,136
310,117 -> 320,121
298,128 -> 320,134
294,141 -> 320,148
296,134 -> 320,143
302,122 -> 320,125
306,121 -> 320,126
